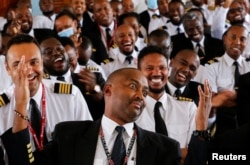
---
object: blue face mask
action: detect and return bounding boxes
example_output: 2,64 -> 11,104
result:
57,27 -> 74,37
147,0 -> 158,10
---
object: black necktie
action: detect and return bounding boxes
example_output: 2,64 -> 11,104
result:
111,126 -> 126,165
125,55 -> 133,64
174,88 -> 181,98
105,27 -> 112,45
30,99 -> 41,138
233,61 -> 240,88
57,76 -> 65,82
177,27 -> 181,34
154,102 -> 168,136
196,43 -> 205,57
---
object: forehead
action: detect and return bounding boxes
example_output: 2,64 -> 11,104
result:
226,26 -> 248,37
40,38 -> 61,48
72,0 -> 85,3
116,25 -> 134,34
15,7 -> 31,15
117,70 -> 148,86
93,0 -> 110,8
7,43 -> 41,60
141,53 -> 168,64
230,1 -> 242,8
176,51 -> 199,62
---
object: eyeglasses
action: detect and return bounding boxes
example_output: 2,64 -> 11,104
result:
42,46 -> 65,56
228,7 -> 244,14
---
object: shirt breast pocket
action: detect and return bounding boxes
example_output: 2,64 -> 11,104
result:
217,78 -> 233,90
167,125 -> 189,148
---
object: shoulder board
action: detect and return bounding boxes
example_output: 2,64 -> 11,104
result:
111,43 -> 117,48
246,58 -> 250,61
86,66 -> 99,71
176,96 -> 193,102
92,48 -> 96,52
26,143 -> 35,163
102,58 -> 114,64
208,6 -> 215,11
158,26 -> 167,30
144,38 -> 148,44
43,73 -> 50,79
206,58 -> 219,65
226,19 -> 230,24
54,83 -> 72,94
0,93 -> 10,107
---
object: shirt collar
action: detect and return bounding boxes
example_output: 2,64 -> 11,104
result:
117,49 -> 138,64
166,81 -> 186,96
100,21 -> 115,33
50,69 -> 72,83
147,92 -> 168,112
148,9 -> 160,18
101,115 -> 134,138
224,53 -> 244,67
191,35 -> 205,48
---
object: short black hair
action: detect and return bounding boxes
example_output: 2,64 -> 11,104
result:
118,12 -> 140,26
148,29 -> 170,39
59,37 -> 75,48
182,12 -> 203,26
79,36 -> 93,50
137,45 -> 168,69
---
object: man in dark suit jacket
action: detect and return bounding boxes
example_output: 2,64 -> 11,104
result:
81,0 -> 116,64
166,49 -> 202,106
2,68 -> 182,165
170,12 -> 225,65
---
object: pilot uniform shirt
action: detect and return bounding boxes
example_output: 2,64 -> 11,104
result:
166,81 -> 185,97
191,4 -> 213,25
148,15 -> 167,34
33,14 -> 56,30
136,92 -> 196,148
0,56 -> 12,92
49,69 -> 72,83
0,79 -> 93,151
135,37 -> 146,52
166,21 -> 184,36
0,17 -> 7,31
203,53 -> 250,93
101,49 -> 138,77
94,115 -> 136,165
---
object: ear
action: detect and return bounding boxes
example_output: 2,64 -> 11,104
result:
5,62 -> 11,75
103,84 -> 112,96
169,58 -> 174,67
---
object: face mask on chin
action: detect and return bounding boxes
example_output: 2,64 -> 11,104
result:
57,27 -> 74,37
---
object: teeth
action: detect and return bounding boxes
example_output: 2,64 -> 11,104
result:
22,22 -> 29,26
28,75 -> 35,80
235,15 -> 241,19
178,73 -> 186,79
54,57 -> 63,62
151,78 -> 162,83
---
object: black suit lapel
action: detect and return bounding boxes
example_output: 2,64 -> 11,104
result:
74,120 -> 101,164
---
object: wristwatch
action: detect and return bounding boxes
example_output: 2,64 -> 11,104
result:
93,85 -> 101,93
193,130 -> 211,141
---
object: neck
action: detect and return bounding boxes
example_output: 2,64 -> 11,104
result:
149,91 -> 164,101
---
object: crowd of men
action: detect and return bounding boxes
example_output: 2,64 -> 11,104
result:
0,0 -> 250,164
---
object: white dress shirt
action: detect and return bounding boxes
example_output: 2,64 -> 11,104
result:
0,79 -> 93,152
0,56 -> 12,93
93,115 -> 136,165
136,93 -> 196,148
101,48 -> 138,77
203,53 -> 250,93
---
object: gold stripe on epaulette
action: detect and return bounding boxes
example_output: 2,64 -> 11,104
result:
54,83 -> 72,94
178,96 -> 193,102
87,66 -> 99,71
29,156 -> 34,163
27,148 -> 32,154
27,143 -> 31,149
0,93 -> 10,107
28,153 -> 33,158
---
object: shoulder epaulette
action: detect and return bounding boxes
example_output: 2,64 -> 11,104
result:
159,26 -> 167,30
86,66 -> 99,72
206,58 -> 219,65
208,6 -> 215,11
176,96 -> 193,102
54,83 -> 72,94
226,19 -> 230,24
43,73 -> 50,79
102,58 -> 114,64
26,143 -> 34,163
111,43 -> 117,48
0,93 -> 10,107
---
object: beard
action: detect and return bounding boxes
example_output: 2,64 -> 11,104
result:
149,86 -> 165,94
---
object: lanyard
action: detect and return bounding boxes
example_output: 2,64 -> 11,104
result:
98,21 -> 117,51
99,126 -> 136,165
27,83 -> 46,151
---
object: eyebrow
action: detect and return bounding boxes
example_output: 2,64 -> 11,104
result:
130,78 -> 149,90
